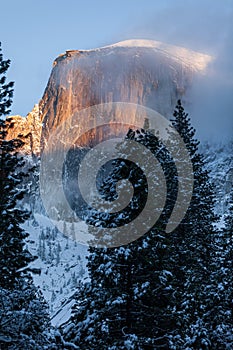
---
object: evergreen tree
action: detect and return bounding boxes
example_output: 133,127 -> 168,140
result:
0,42 -> 55,349
0,42 -> 34,288
168,100 -> 218,348
0,280 -> 51,349
63,100 -> 219,349
0,43 -> 13,117
208,190 -> 233,349
63,131 -> 180,348
223,191 -> 233,316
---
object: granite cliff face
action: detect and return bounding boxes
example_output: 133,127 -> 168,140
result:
5,104 -> 42,156
6,39 -> 212,153
39,39 -> 212,148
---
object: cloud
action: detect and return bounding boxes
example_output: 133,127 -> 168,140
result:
123,0 -> 233,141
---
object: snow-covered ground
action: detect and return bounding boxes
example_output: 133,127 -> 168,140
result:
23,213 -> 88,326
22,139 -> 232,327
201,140 -> 233,216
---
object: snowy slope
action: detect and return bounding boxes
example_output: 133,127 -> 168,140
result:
201,140 -> 233,217
66,39 -> 213,73
21,139 -> 232,328
102,39 -> 213,72
23,213 -> 88,326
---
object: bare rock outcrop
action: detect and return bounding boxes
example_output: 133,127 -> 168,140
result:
6,40 -> 212,153
39,40 -> 212,148
5,104 -> 42,156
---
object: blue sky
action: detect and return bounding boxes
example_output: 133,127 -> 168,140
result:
0,0 -> 232,138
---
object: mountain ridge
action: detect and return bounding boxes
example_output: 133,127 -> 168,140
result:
4,40 -> 231,323
56,39 -> 213,72
6,39 -> 213,155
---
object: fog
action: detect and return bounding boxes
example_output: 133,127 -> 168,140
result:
121,0 -> 233,141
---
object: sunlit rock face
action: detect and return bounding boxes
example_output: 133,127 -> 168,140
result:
5,40 -> 212,153
40,39 -> 212,148
5,104 -> 42,156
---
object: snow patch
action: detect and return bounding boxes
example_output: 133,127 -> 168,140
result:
76,39 -> 213,73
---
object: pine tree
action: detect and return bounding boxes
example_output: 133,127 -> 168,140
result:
168,100 -> 219,348
209,190 -> 233,349
0,43 -> 13,117
63,100 -> 220,349
63,131 -> 180,348
223,191 -> 233,314
0,280 -> 52,349
0,42 -> 55,349
0,42 -> 34,288
64,239 -> 177,348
